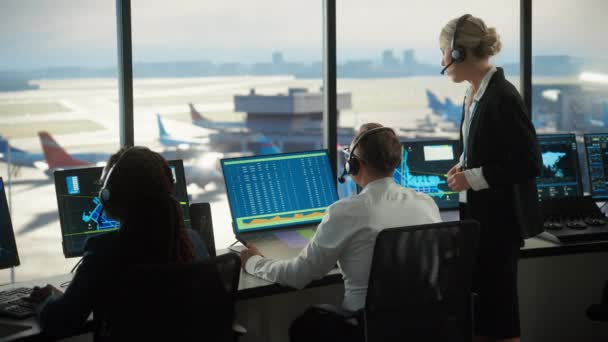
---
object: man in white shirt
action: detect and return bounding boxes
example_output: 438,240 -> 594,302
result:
240,123 -> 442,314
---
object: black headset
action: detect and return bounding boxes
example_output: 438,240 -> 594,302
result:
441,14 -> 472,75
99,146 -> 139,205
99,146 -> 175,205
338,127 -> 395,184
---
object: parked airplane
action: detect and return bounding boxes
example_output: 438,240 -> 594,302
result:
425,90 -> 461,127
157,113 -> 210,150
189,103 -> 246,130
0,136 -> 42,169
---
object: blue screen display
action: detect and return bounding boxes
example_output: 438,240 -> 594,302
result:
222,150 -> 338,233
537,134 -> 582,200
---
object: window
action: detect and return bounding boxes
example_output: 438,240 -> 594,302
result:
0,1 -> 119,282
532,0 -> 608,134
337,1 -> 521,197
131,1 -> 324,249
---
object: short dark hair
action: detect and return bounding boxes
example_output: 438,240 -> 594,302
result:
353,123 -> 401,176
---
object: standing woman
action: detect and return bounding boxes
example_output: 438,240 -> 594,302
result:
440,14 -> 543,342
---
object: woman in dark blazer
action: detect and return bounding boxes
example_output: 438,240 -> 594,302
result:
440,14 -> 543,342
28,147 -> 207,340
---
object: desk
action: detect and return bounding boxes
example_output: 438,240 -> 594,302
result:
2,211 -> 608,342
0,274 -> 94,342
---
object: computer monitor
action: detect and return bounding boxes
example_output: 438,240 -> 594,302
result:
54,160 -> 191,258
395,140 -> 461,210
584,133 -> 608,200
221,150 -> 339,234
536,134 -> 583,200
0,178 -> 19,269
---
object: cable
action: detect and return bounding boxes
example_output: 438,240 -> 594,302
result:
70,257 -> 83,274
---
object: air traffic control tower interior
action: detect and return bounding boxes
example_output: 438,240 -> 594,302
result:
0,2 -> 607,341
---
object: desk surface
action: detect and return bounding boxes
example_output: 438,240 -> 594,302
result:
3,211 -> 608,340
0,274 -> 95,342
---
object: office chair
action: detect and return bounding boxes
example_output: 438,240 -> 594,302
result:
587,280 -> 608,322
104,253 -> 241,341
306,220 -> 479,342
190,202 -> 217,257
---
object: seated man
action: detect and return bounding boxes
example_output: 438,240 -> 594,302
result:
240,123 -> 441,315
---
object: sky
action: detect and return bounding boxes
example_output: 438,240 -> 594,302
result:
0,0 -> 606,70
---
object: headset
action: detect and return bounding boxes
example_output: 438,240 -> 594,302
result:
99,146 -> 139,205
99,146 -> 175,205
441,14 -> 472,75
338,127 -> 395,184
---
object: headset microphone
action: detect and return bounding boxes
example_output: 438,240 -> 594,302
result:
440,61 -> 454,75
338,168 -> 347,184
441,14 -> 471,76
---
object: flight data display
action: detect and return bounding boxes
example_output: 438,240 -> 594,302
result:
221,150 -> 338,233
536,134 -> 582,200
584,133 -> 608,199
54,160 -> 191,257
394,140 -> 461,210
0,178 -> 20,269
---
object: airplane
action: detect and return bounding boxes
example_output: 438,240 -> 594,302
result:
425,89 -> 462,127
189,103 -> 246,130
157,113 -> 210,150
0,136 -> 43,171
38,131 -> 95,175
0,132 -> 111,177
38,132 -> 110,168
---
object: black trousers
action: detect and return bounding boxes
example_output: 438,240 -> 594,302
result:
289,306 -> 362,342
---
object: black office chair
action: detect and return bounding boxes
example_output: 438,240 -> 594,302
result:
307,220 -> 479,342
103,253 -> 241,341
587,280 -> 608,322
190,202 -> 217,257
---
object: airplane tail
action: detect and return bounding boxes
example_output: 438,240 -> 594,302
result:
252,134 -> 281,155
38,131 -> 90,169
189,103 -> 207,123
425,89 -> 444,114
156,113 -> 170,138
0,136 -> 26,154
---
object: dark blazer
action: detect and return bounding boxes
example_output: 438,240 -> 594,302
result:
460,67 -> 543,242
36,229 -> 209,339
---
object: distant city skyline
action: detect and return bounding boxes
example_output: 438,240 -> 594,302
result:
0,0 -> 606,70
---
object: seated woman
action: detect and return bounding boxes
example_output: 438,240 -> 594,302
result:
29,146 -> 206,338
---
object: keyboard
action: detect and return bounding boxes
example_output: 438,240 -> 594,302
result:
0,287 -> 35,319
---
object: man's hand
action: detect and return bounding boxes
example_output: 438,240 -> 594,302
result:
240,244 -> 263,270
447,171 -> 471,192
447,164 -> 461,177
28,284 -> 63,304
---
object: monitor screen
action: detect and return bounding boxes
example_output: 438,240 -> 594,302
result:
0,178 -> 19,269
221,150 -> 339,234
536,134 -> 582,200
395,140 -> 461,210
584,133 -> 608,199
54,160 -> 191,258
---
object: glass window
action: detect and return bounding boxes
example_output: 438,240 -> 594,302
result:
0,1 -> 119,282
337,1 -> 521,197
131,1 -> 324,249
532,0 -> 608,134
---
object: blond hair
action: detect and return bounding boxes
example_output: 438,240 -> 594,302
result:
439,15 -> 502,59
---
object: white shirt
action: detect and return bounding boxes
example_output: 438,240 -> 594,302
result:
245,177 -> 442,311
459,66 -> 497,203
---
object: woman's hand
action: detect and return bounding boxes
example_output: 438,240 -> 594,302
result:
28,284 -> 63,304
447,164 -> 461,177
447,171 -> 471,192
